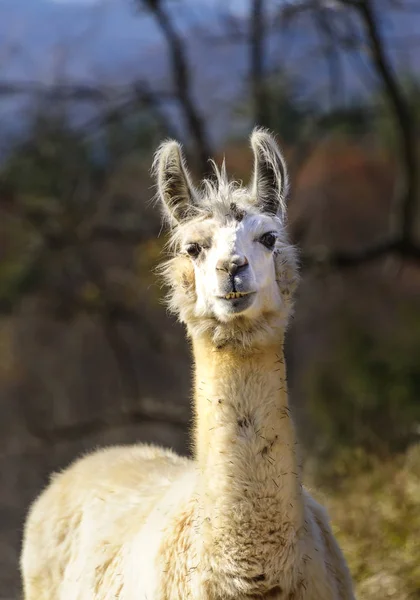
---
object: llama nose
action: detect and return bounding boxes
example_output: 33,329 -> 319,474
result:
216,254 -> 249,276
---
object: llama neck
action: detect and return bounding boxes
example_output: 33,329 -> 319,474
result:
191,335 -> 304,588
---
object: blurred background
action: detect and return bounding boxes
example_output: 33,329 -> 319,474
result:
0,0 -> 419,598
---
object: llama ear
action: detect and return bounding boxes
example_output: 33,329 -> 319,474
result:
250,128 -> 289,218
153,140 -> 198,225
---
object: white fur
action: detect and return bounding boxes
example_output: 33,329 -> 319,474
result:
181,213 -> 287,323
21,128 -> 355,599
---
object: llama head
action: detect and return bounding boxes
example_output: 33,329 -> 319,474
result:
154,128 -> 299,348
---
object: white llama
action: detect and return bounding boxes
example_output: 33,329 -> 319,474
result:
21,128 -> 355,599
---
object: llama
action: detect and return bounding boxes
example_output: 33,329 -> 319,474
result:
21,128 -> 355,599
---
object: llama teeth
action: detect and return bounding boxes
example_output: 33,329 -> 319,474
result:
224,292 -> 248,299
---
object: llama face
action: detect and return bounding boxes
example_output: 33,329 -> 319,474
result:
174,211 -> 291,324
154,128 -> 299,344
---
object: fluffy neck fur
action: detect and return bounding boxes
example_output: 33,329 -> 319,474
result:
191,333 -> 304,597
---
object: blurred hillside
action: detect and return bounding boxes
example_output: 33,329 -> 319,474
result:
1,1 -> 420,598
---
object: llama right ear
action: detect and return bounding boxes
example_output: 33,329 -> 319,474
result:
250,128 -> 289,219
153,140 -> 197,226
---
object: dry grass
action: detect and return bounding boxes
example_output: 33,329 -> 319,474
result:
313,445 -> 420,600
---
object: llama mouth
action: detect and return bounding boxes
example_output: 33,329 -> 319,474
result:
216,292 -> 256,314
220,291 -> 254,300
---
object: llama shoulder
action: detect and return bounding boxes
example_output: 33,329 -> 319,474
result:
26,443 -> 191,528
21,443 -> 193,599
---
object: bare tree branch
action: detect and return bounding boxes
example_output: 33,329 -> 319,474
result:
353,0 -> 418,242
250,0 -> 271,128
24,400 -> 188,445
297,0 -> 420,269
142,0 -> 212,176
75,243 -> 147,406
301,236 -> 420,270
0,78 -> 179,147
0,80 -> 117,101
313,6 -> 345,109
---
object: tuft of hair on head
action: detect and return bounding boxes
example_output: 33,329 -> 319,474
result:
201,156 -> 235,202
211,156 -> 228,186
249,127 -> 289,219
152,139 -> 199,227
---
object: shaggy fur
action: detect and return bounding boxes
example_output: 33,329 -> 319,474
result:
21,128 -> 355,599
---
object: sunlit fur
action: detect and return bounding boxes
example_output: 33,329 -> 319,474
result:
20,129 -> 354,600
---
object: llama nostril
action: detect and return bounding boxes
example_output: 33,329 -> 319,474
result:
216,255 -> 248,275
229,255 -> 248,276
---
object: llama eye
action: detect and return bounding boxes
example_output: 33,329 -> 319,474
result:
185,243 -> 202,258
259,232 -> 277,249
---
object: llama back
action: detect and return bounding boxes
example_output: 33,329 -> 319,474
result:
21,443 -> 192,599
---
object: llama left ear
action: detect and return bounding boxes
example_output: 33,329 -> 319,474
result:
250,128 -> 289,218
153,139 -> 198,226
